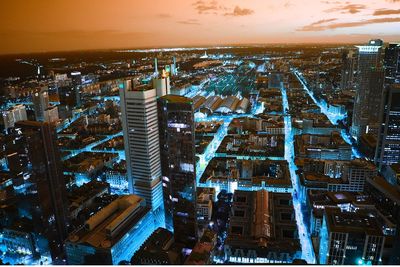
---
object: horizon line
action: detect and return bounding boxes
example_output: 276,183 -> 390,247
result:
2,40 -> 400,56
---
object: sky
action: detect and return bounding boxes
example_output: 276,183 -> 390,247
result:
0,0 -> 399,54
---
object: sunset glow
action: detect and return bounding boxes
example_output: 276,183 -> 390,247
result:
1,0 -> 399,54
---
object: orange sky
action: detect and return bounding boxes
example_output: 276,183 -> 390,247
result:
0,0 -> 399,54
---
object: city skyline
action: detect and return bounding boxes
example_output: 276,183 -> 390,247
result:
1,0 -> 400,54
1,0 -> 400,264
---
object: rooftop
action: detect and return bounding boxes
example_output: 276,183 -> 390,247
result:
68,195 -> 149,249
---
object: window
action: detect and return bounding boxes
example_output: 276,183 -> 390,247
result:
234,210 -> 245,217
231,226 -> 243,235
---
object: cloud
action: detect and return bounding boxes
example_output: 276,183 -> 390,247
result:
325,4 -> 366,14
321,1 -> 341,4
157,13 -> 172,18
193,0 -> 219,14
192,1 -> 253,17
373,9 -> 400,15
176,19 -> 201,25
309,18 -> 338,26
298,17 -> 400,31
224,6 -> 254,16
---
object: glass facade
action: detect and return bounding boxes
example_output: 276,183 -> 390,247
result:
158,95 -> 198,248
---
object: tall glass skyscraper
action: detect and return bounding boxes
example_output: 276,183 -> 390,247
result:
340,50 -> 355,91
384,43 -> 400,84
158,95 -> 198,248
351,39 -> 384,140
375,84 -> 400,169
9,121 -> 69,261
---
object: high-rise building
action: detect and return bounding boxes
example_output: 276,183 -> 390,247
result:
10,121 -> 69,260
158,95 -> 198,248
153,70 -> 171,96
44,106 -> 59,124
32,87 -> 49,121
340,50 -> 355,90
375,84 -> 400,169
119,80 -> 163,211
1,104 -> 27,131
384,43 -> 400,84
319,208 -> 385,265
70,71 -> 82,108
351,39 -> 384,140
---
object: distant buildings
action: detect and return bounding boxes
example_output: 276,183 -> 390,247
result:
119,80 -> 163,211
1,104 -> 27,130
65,195 -> 155,265
158,95 -> 198,248
298,158 -> 377,197
44,105 -> 59,124
340,50 -> 355,90
294,132 -> 352,160
32,87 -> 49,121
351,39 -> 384,140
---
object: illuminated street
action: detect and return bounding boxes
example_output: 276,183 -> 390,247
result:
280,79 -> 316,264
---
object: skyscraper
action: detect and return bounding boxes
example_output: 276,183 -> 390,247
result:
158,95 -> 198,248
340,50 -> 355,90
384,43 -> 400,84
70,71 -> 82,108
32,87 -> 49,121
2,104 -> 27,131
351,39 -> 384,140
375,84 -> 400,169
119,80 -> 163,211
319,208 -> 385,265
9,121 -> 69,261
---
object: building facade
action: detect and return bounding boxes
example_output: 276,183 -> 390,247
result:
119,80 -> 163,211
158,95 -> 198,248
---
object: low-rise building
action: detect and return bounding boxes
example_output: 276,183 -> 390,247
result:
224,190 -> 301,264
65,195 -> 155,265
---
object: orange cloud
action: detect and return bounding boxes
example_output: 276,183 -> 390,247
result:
298,17 -> 400,31
373,9 -> 400,15
224,6 -> 254,16
324,4 -> 366,14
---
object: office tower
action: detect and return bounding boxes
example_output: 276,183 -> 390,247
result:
319,208 -> 385,265
365,69 -> 385,134
384,43 -> 400,84
340,50 -> 355,90
153,70 -> 171,96
65,195 -> 155,265
351,39 -> 384,140
119,80 -> 163,211
32,87 -> 49,121
158,95 -> 198,248
11,121 -> 69,260
375,84 -> 400,169
70,71 -> 82,108
44,106 -> 59,124
154,58 -> 158,74
2,104 -> 27,130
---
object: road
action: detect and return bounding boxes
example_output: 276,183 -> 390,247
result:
293,69 -> 362,158
280,80 -> 317,264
